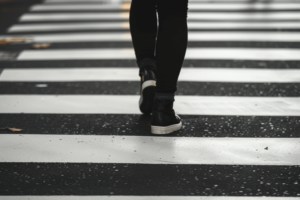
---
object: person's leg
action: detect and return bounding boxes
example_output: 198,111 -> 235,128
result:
155,0 -> 188,100
129,0 -> 158,114
151,0 -> 188,134
129,0 -> 157,73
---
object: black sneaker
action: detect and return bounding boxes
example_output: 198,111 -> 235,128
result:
151,98 -> 182,134
139,68 -> 156,114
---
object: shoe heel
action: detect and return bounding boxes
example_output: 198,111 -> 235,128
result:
139,84 -> 155,115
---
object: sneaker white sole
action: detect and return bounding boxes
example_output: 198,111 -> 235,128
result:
151,121 -> 182,135
142,80 -> 156,91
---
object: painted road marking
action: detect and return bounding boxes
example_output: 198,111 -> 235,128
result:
4,32 -> 300,42
1,68 -> 300,83
0,95 -> 299,116
1,134 -> 299,165
17,12 -> 300,21
30,3 -> 300,11
16,48 -> 300,60
9,22 -> 300,32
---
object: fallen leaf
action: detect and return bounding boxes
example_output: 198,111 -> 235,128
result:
0,37 -> 28,45
0,40 -> 7,45
32,43 -> 51,49
8,128 -> 23,132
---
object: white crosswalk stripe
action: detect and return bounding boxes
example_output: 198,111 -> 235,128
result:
16,48 -> 300,60
1,68 -> 300,83
1,95 -> 300,115
8,22 -> 129,32
3,32 -> 300,42
1,134 -> 299,165
1,0 -> 300,198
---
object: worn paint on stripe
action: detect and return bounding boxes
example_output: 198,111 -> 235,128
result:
1,134 -> 299,165
4,32 -> 300,42
17,12 -> 300,21
0,51 -> 18,61
0,95 -> 299,116
1,68 -> 300,83
29,3 -> 300,11
16,48 -> 300,60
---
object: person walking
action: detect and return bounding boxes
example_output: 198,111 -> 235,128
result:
130,0 -> 189,135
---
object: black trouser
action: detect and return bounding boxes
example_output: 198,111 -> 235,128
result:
129,0 -> 188,96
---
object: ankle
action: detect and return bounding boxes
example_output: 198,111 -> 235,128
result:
153,97 -> 174,113
151,97 -> 181,132
138,58 -> 156,77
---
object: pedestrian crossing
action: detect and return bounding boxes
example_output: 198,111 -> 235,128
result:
0,0 -> 300,199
